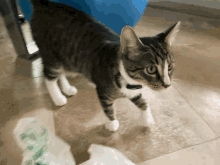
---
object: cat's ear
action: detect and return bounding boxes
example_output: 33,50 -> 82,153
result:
120,25 -> 144,59
158,21 -> 181,47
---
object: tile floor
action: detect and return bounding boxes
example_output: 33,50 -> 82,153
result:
0,5 -> 220,165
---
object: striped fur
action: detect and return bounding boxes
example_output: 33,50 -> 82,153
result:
130,94 -> 148,111
31,0 -> 180,131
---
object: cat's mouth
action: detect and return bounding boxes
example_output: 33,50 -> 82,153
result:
148,84 -> 170,91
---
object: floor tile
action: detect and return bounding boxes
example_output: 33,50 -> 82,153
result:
138,137 -> 220,165
172,80 -> 220,136
52,79 -> 218,163
136,7 -> 220,40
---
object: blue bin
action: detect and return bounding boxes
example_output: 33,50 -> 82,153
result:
19,0 -> 148,34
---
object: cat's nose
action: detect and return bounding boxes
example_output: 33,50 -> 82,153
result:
163,84 -> 171,88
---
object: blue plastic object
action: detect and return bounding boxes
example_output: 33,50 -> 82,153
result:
19,0 -> 148,34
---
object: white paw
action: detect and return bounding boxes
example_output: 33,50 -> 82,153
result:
63,86 -> 77,96
142,107 -> 150,127
142,115 -> 148,127
53,94 -> 67,106
105,120 -> 119,132
88,82 -> 96,88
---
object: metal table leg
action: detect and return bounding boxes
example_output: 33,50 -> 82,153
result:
0,0 -> 32,59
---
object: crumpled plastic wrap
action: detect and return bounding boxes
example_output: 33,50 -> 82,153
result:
14,117 -> 136,165
13,117 -> 76,165
80,144 -> 136,165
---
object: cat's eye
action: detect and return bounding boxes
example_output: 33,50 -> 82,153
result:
144,66 -> 157,74
168,63 -> 174,71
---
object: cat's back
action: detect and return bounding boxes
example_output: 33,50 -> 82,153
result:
31,1 -> 92,29
31,1 -> 119,44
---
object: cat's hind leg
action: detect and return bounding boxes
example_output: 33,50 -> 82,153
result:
59,74 -> 77,96
44,67 -> 67,106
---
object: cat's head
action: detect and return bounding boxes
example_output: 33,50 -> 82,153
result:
119,22 -> 181,90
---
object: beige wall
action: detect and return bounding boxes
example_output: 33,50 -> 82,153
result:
149,0 -> 220,9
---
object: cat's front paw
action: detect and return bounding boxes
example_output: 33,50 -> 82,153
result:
63,86 -> 77,96
142,107 -> 150,127
105,120 -> 119,132
53,94 -> 67,106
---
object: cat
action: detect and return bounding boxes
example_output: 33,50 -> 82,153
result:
30,0 -> 180,132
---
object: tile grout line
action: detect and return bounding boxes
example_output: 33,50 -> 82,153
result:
138,136 -> 220,164
172,84 -> 220,137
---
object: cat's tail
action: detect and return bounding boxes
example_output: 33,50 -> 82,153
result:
30,0 -> 49,6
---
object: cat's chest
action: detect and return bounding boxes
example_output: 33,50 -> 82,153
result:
118,77 -> 142,98
120,87 -> 142,98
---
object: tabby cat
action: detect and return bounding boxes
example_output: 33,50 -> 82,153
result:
30,0 -> 180,132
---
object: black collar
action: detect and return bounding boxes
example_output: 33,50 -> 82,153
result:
115,72 -> 143,90
126,84 -> 142,90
